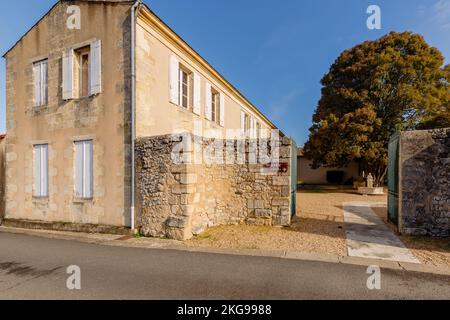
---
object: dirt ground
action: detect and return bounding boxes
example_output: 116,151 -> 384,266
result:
186,189 -> 384,256
371,206 -> 450,268
187,188 -> 450,269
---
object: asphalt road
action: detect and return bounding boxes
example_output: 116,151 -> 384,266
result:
0,232 -> 449,300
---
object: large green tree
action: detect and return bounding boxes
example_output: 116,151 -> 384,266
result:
304,32 -> 450,186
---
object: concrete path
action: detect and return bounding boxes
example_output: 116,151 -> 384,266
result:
343,202 -> 420,264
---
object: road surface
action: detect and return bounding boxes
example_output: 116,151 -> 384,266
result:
0,232 -> 449,299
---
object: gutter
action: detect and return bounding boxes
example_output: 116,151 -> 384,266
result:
130,0 -> 141,233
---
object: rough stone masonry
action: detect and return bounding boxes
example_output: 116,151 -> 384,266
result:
399,128 -> 450,237
135,133 -> 294,240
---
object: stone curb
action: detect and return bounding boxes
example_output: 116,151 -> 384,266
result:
1,226 -> 450,277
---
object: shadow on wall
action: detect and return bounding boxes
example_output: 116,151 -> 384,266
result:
400,129 -> 450,237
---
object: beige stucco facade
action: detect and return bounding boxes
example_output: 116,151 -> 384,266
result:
135,9 -> 274,138
4,0 -> 133,227
3,0 -> 279,230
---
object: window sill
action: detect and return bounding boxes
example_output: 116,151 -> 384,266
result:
172,102 -> 202,118
73,197 -> 94,204
33,197 -> 50,204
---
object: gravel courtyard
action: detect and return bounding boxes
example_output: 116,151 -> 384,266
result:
187,188 -> 450,269
187,189 -> 385,256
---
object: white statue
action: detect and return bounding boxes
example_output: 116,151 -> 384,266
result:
367,173 -> 374,188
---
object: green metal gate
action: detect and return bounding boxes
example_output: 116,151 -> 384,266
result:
387,132 -> 400,225
290,139 -> 298,218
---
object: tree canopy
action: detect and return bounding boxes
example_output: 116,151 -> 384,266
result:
304,32 -> 449,185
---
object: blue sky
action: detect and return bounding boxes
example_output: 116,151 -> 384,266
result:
0,0 -> 449,145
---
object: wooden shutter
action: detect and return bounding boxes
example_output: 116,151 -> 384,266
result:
34,145 -> 48,197
75,141 -> 84,198
90,40 -> 102,95
205,82 -> 212,120
241,111 -> 246,138
220,93 -> 225,127
42,61 -> 48,105
34,63 -> 42,107
75,140 -> 93,198
193,72 -> 201,115
84,141 -> 93,198
169,55 -> 179,104
62,49 -> 74,100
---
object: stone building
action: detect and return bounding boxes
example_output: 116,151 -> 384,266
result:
297,148 -> 360,185
2,0 -> 294,239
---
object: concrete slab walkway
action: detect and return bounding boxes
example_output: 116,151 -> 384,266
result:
343,202 -> 420,264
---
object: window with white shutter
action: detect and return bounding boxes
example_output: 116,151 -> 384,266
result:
33,60 -> 48,107
34,144 -> 49,197
63,40 -> 102,100
75,140 -> 93,199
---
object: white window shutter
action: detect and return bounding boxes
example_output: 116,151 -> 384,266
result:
193,72 -> 201,115
84,141 -> 93,198
62,49 -> 74,100
34,64 -> 42,107
34,146 -> 42,196
205,82 -> 212,120
169,55 -> 179,104
220,94 -> 225,127
34,145 -> 48,197
240,111 -> 246,138
41,145 -> 48,197
75,141 -> 84,198
90,40 -> 102,95
42,61 -> 48,105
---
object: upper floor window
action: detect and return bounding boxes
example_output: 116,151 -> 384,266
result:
179,66 -> 193,109
211,88 -> 220,125
256,122 -> 261,139
76,47 -> 90,98
206,84 -> 225,127
170,55 -> 201,115
62,40 -> 102,100
33,60 -> 48,107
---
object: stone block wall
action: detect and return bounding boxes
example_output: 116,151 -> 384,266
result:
135,133 -> 293,240
399,128 -> 450,237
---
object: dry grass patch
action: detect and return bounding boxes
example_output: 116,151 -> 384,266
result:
371,205 -> 450,269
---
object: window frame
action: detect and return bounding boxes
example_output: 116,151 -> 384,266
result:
211,88 -> 221,125
79,51 -> 90,98
178,65 -> 193,110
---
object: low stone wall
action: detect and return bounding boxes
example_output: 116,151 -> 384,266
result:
399,128 -> 450,237
135,133 -> 293,240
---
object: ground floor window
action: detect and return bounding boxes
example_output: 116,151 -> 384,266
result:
74,140 -> 93,199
